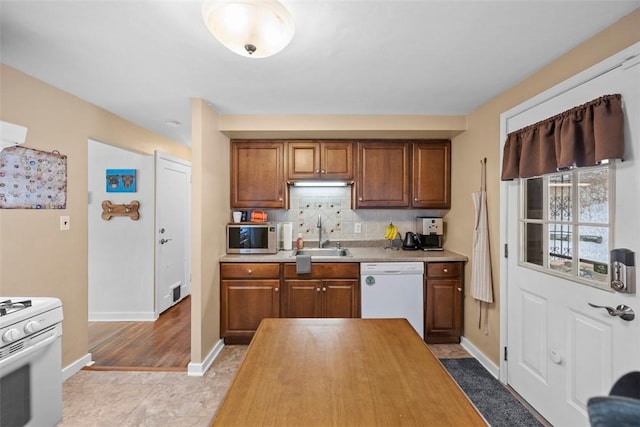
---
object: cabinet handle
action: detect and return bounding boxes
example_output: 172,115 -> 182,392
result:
279,197 -> 283,202
358,197 -> 363,201
414,198 -> 418,202
316,169 -> 320,173
443,268 -> 448,273
322,287 -> 327,292
247,269 -> 253,275
321,170 -> 325,174
274,287 -> 279,292
457,288 -> 462,292
316,287 -> 321,292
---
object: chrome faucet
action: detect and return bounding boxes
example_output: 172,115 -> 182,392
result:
317,214 -> 323,248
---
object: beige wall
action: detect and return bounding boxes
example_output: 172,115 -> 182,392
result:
190,99 -> 230,362
447,8 -> 640,364
0,65 -> 189,367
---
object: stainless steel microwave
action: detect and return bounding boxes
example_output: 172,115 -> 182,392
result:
226,223 -> 279,254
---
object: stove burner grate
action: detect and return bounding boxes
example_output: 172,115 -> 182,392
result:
0,299 -> 32,316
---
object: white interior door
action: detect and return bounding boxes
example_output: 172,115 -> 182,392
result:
155,152 -> 191,316
502,44 -> 640,426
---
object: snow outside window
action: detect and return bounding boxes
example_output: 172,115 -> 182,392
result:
519,165 -> 612,289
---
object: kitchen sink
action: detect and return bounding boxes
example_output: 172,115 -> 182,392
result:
292,248 -> 352,258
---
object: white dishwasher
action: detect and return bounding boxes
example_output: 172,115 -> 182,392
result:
360,262 -> 424,338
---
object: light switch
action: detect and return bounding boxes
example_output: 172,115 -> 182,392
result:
60,215 -> 70,231
354,223 -> 362,233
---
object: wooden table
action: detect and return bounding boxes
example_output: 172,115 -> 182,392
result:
211,318 -> 486,426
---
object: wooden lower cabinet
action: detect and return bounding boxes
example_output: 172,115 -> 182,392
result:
282,263 -> 360,318
220,263 -> 281,344
221,262 -> 360,343
425,262 -> 463,344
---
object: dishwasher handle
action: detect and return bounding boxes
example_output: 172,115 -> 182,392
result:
362,271 -> 423,275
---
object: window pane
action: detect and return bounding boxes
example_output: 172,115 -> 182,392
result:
525,178 -> 543,220
578,226 -> 609,283
548,173 -> 572,222
549,223 -> 572,275
579,168 -> 608,223
525,223 -> 544,266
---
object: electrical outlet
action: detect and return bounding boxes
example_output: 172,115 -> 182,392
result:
60,215 -> 70,231
354,223 -> 362,233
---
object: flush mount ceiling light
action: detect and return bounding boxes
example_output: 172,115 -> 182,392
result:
164,119 -> 181,127
202,0 -> 294,58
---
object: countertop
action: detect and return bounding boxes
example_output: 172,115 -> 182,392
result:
211,318 -> 486,426
219,246 -> 468,263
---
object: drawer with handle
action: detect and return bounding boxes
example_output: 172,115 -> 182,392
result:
427,262 -> 462,278
221,263 -> 280,279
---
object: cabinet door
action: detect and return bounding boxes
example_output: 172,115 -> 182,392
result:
425,279 -> 462,343
321,141 -> 353,179
412,141 -> 451,208
323,279 -> 359,318
356,141 -> 410,208
221,279 -> 280,339
287,141 -> 320,179
283,279 -> 322,318
231,141 -> 286,208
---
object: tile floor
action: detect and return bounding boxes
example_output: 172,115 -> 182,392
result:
59,344 -> 469,426
58,346 -> 246,427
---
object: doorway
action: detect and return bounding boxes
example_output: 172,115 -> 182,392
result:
87,142 -> 192,369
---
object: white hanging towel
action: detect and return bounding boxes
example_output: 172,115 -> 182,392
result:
470,159 -> 493,333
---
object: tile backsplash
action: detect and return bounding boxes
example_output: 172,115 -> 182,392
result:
263,187 -> 446,245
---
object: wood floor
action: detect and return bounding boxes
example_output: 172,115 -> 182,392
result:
86,295 -> 468,372
86,296 -> 190,371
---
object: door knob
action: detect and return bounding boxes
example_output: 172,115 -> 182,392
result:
588,303 -> 635,321
160,238 -> 172,245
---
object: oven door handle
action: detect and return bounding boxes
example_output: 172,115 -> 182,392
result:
0,330 -> 58,372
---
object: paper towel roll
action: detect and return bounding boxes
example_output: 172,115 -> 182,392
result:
282,222 -> 293,250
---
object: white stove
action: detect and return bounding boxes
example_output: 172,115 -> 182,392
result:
0,297 -> 63,427
0,297 -> 63,334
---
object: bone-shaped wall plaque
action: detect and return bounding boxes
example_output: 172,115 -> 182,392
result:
101,200 -> 140,221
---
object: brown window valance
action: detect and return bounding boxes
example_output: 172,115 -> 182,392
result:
501,94 -> 624,180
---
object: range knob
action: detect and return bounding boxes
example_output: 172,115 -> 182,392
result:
2,328 -> 22,343
24,321 -> 40,334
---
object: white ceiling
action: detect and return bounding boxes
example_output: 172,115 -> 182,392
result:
1,1 -> 639,146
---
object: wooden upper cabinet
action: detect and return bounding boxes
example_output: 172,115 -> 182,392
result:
412,141 -> 451,209
355,141 -> 410,208
287,141 -> 353,180
231,140 -> 287,209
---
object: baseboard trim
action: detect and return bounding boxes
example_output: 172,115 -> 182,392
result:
88,312 -> 157,321
187,339 -> 224,377
460,336 -> 500,380
62,353 -> 92,381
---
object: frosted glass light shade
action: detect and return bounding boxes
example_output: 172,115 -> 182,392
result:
202,0 -> 294,58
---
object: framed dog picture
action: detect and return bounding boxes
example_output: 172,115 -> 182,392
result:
106,169 -> 136,193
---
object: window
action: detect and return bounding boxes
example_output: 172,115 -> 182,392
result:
520,165 -> 612,288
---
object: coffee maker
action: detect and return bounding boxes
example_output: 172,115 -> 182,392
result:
416,217 -> 444,251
